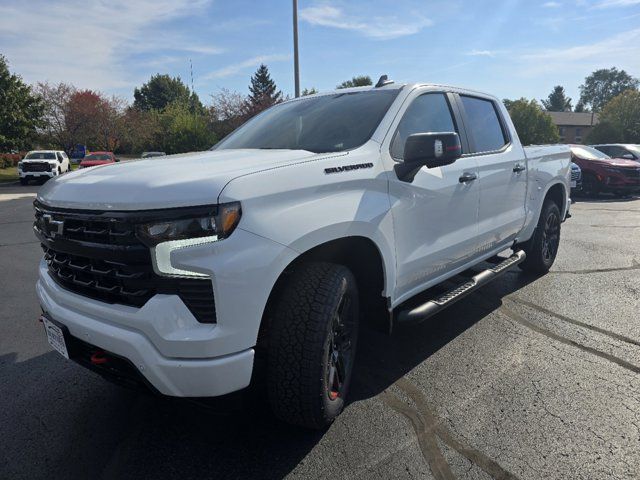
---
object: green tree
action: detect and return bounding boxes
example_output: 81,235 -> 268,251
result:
504,98 -> 560,145
0,55 -> 44,150
336,75 -> 372,89
587,90 -> 640,144
301,87 -> 318,96
133,74 -> 202,112
574,100 -> 587,113
579,67 -> 639,112
541,85 -> 572,112
157,101 -> 216,154
247,64 -> 282,115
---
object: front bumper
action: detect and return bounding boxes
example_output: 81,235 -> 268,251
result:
35,227 -> 298,396
19,170 -> 56,179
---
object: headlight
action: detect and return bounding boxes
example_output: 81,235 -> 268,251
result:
136,202 -> 241,278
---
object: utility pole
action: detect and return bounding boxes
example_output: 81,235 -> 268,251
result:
292,0 -> 300,97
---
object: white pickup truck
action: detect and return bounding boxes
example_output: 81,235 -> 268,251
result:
19,150 -> 71,185
34,79 -> 570,429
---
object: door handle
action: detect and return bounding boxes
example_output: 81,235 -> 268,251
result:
513,164 -> 526,173
459,172 -> 477,183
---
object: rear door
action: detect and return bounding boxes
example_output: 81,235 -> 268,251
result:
456,94 -> 527,250
383,89 -> 480,303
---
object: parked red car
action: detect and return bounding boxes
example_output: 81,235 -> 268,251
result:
569,145 -> 640,196
79,152 -> 118,169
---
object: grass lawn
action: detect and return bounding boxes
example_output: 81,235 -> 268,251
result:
0,163 -> 79,184
0,166 -> 18,183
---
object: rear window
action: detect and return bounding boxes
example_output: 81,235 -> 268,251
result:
84,154 -> 112,160
25,152 -> 56,160
460,96 -> 508,152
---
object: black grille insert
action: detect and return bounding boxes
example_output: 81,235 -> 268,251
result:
22,162 -> 52,172
35,201 -> 216,323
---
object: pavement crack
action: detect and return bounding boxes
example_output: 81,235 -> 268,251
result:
381,377 -> 520,480
497,304 -> 640,375
589,224 -> 640,229
380,390 -> 455,480
0,240 -> 40,248
507,297 -> 640,348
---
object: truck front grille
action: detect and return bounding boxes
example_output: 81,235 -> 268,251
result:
22,162 -> 52,172
34,201 -> 216,323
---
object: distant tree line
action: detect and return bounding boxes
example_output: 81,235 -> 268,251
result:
2,52 -> 638,154
505,67 -> 639,145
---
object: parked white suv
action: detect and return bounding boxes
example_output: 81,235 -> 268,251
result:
34,80 -> 570,428
19,150 -> 70,185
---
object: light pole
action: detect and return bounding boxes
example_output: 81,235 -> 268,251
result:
293,0 -> 300,97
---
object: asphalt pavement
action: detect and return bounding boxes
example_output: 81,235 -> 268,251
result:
1,182 -> 639,480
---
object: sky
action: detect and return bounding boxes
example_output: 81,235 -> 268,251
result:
1,0 -> 639,106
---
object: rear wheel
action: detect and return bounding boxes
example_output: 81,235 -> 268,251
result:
267,262 -> 359,429
518,200 -> 561,274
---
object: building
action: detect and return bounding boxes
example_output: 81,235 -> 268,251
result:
546,111 -> 599,144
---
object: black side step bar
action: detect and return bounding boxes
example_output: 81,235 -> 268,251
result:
395,250 -> 526,326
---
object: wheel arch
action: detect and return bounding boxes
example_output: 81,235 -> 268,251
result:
519,180 -> 568,244
255,235 -> 390,359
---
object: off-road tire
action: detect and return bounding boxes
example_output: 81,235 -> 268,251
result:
267,262 -> 359,429
518,200 -> 561,274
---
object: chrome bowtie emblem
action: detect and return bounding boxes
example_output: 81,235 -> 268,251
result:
42,214 -> 64,237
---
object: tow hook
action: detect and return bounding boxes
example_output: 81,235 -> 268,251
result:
90,350 -> 108,365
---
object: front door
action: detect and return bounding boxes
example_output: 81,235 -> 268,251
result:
384,91 -> 480,304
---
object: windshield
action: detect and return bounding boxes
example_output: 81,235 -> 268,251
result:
214,90 -> 400,153
84,154 -> 112,160
572,146 -> 610,160
25,152 -> 56,160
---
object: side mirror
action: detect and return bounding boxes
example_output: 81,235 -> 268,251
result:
395,132 -> 462,182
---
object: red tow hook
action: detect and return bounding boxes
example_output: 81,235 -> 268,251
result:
90,350 -> 108,365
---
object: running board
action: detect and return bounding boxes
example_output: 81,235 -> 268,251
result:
395,250 -> 526,326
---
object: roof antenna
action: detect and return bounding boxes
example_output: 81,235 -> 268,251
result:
375,75 -> 393,88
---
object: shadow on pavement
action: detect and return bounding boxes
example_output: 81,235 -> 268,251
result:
1,270 -> 541,480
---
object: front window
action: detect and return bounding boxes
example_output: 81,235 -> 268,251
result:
571,146 -> 610,160
214,90 -> 400,154
390,93 -> 458,160
84,154 -> 112,161
25,152 -> 56,160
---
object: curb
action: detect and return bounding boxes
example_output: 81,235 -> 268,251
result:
0,181 -> 20,187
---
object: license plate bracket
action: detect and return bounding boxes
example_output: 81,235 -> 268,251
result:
41,314 -> 69,359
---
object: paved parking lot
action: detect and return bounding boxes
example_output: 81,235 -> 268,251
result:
1,183 -> 639,480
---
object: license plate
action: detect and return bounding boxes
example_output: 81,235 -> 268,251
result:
570,180 -> 577,188
42,316 -> 69,359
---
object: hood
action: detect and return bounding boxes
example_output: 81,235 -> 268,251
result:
606,157 -> 640,167
38,148 -> 321,210
575,157 -> 640,168
23,159 -> 57,164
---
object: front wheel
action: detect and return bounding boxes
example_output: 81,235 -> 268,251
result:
267,262 -> 359,429
19,178 -> 28,185
518,200 -> 561,274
